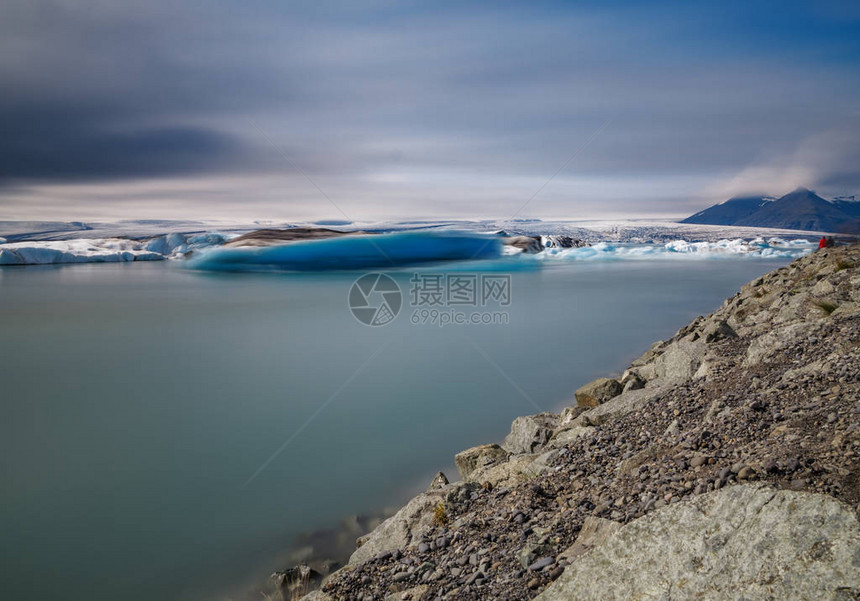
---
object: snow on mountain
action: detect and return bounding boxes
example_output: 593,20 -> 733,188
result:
682,187 -> 860,233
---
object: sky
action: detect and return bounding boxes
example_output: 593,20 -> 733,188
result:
1,0 -> 859,222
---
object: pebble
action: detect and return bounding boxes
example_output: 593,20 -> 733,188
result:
528,557 -> 554,571
549,566 -> 565,580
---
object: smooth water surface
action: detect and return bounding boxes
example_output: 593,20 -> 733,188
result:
0,256 -> 791,601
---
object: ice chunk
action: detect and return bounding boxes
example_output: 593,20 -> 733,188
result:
188,231 -> 503,272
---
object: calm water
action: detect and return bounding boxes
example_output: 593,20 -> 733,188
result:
0,256 -> 790,601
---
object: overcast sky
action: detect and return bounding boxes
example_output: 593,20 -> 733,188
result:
1,0 -> 858,222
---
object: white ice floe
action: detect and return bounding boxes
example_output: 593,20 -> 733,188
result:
0,232 -> 231,265
0,239 -> 164,265
534,237 -> 814,262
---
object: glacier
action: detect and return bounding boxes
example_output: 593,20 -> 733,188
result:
0,218 -> 822,268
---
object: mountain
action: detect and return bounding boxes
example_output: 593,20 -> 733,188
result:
679,195 -> 772,225
682,187 -> 860,233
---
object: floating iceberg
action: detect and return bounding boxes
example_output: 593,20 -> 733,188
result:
0,239 -> 165,265
187,231 -> 502,272
0,232 -> 230,265
533,237 -> 814,262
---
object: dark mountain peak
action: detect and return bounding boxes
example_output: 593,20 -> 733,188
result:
679,194 -> 769,225
682,186 -> 860,233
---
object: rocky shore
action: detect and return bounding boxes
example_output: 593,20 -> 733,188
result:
285,244 -> 859,601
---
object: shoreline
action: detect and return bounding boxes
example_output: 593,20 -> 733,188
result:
266,244 -> 860,601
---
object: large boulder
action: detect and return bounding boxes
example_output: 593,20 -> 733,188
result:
467,452 -> 540,488
349,483 -> 467,565
534,484 -> 860,601
454,444 -> 510,481
702,319 -> 737,343
576,382 -> 671,427
574,378 -> 623,407
652,339 -> 706,382
557,517 -> 621,563
745,322 -> 816,366
502,412 -> 559,454
548,425 -> 594,448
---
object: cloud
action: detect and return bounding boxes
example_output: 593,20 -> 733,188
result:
0,1 -> 858,219
708,125 -> 860,199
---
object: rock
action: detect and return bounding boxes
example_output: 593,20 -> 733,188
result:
703,319 -> 737,343
542,235 -> 587,249
528,557 -> 555,571
557,516 -> 621,563
548,425 -> 594,448
502,413 -> 560,454
517,527 -> 554,568
577,383 -> 672,427
298,591 -> 334,601
558,405 -> 588,426
272,565 -> 324,598
737,466 -> 754,480
745,323 -> 816,366
468,452 -> 543,488
503,236 -> 544,253
690,455 -> 708,468
664,419 -> 680,437
454,444 -> 510,481
225,227 -> 362,247
574,378 -> 623,407
652,339 -> 707,382
622,373 -> 645,392
350,483 -> 466,565
534,484 -> 860,601
384,585 -> 429,601
427,472 -> 449,491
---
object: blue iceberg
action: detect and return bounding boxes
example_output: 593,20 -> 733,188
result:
187,230 -> 503,272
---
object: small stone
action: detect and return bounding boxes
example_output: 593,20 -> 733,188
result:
528,557 -> 555,571
737,466 -> 754,480
527,578 -> 542,589
418,542 -> 429,553
549,566 -> 565,580
393,571 -> 411,582
690,455 -> 707,468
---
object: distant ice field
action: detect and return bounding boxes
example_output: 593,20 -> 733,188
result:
0,218 -> 819,267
